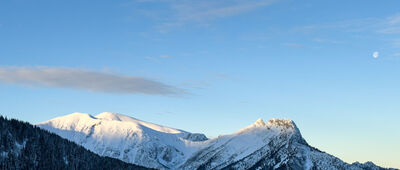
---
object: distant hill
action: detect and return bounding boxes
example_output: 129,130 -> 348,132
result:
0,115 -> 151,170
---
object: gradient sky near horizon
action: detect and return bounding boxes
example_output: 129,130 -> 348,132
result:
1,0 -> 400,168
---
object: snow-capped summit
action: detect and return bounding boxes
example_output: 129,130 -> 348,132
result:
95,112 -> 185,134
38,112 -> 208,169
239,118 -> 266,131
253,118 -> 266,127
243,118 -> 298,130
240,118 -> 300,136
38,113 -> 393,170
96,112 -> 125,121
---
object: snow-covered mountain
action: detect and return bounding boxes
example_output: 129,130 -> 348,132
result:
38,112 -> 207,169
0,115 -> 149,170
38,112 -> 396,170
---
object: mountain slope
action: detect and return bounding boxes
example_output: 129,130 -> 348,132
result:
0,115 -> 151,170
38,113 -> 397,170
182,119 -> 393,170
38,112 -> 208,169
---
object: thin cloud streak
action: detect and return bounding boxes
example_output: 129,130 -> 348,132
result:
171,0 -> 276,22
132,0 -> 277,31
0,67 -> 184,96
294,14 -> 400,35
377,14 -> 400,34
293,14 -> 400,52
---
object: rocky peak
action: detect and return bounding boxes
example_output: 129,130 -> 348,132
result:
266,119 -> 296,130
253,118 -> 266,127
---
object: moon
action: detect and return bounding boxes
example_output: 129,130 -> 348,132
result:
373,51 -> 379,59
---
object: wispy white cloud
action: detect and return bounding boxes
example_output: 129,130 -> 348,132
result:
294,13 -> 400,53
131,0 -> 277,31
378,14 -> 400,34
387,14 -> 400,25
170,0 -> 275,22
0,66 -> 184,95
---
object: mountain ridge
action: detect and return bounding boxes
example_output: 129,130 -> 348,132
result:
37,112 -> 397,170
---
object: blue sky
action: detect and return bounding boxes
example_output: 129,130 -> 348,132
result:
1,0 -> 400,168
